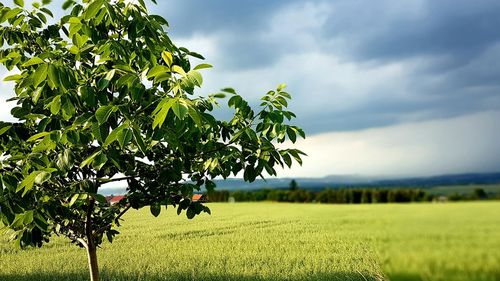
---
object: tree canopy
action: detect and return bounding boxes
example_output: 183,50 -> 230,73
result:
0,0 -> 305,280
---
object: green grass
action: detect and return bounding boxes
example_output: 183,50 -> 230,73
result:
1,202 -> 500,281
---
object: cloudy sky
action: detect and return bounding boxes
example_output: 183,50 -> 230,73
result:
1,0 -> 500,177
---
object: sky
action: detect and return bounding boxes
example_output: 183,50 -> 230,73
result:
1,0 -> 500,178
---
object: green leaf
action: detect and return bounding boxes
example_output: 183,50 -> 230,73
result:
150,203 -> 161,217
4,74 -> 23,82
34,171 -> 52,185
287,127 -> 297,143
277,83 -> 287,92
23,211 -> 33,224
17,171 -> 41,194
95,105 -> 116,125
152,98 -> 175,129
62,0 -> 74,10
27,131 -> 50,142
50,95 -> 61,115
85,0 -> 105,20
161,51 -> 173,66
0,124 -> 12,136
91,152 -> 108,171
132,127 -> 147,153
186,206 -> 196,219
188,106 -> 202,128
104,123 -> 128,147
193,64 -> 213,71
146,65 -> 169,79
47,64 -> 59,89
56,148 -> 75,172
80,151 -> 101,168
14,0 -> 24,8
117,128 -> 133,149
172,100 -> 188,120
33,63 -> 48,88
68,194 -> 79,206
188,70 -> 203,87
61,96 -> 75,120
172,65 -> 186,76
98,69 -> 116,90
22,57 -> 44,67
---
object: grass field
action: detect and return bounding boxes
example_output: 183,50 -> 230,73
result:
1,202 -> 500,281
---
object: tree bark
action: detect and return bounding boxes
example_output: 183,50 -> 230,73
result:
86,196 -> 100,281
86,242 -> 100,281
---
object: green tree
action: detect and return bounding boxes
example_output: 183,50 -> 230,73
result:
289,179 -> 298,191
0,1 -> 305,280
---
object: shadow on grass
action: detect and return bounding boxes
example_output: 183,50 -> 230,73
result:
0,271 -> 383,281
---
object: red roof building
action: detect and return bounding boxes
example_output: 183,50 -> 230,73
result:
192,194 -> 207,203
106,195 -> 126,205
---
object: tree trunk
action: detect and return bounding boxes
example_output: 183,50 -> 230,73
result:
85,195 -> 99,281
86,242 -> 100,281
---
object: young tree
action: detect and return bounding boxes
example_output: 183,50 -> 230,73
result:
0,0 -> 305,280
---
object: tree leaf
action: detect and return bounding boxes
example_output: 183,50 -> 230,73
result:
50,95 -> 61,115
68,194 -> 79,206
14,0 -> 24,7
85,0 -> 105,20
95,105 -> 116,125
33,63 -> 48,88
98,69 -> 116,90
27,131 -> 50,142
150,203 -> 161,217
152,98 -> 175,129
22,57 -> 44,67
146,65 -> 169,79
91,152 -> 107,171
161,51 -> 173,66
117,128 -> 133,149
172,100 -> 188,120
0,124 -> 12,136
16,171 -> 41,194
56,148 -> 75,172
104,123 -> 129,147
171,65 -> 186,76
80,151 -> 101,168
193,64 -> 212,71
132,126 -> 147,153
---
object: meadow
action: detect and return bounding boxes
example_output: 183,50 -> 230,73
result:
1,202 -> 500,281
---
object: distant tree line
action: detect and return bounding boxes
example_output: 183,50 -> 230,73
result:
207,187 -> 496,204
208,188 -> 429,203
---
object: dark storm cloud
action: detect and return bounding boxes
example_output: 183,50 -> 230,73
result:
27,0 -> 500,134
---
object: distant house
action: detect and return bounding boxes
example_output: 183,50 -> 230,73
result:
192,194 -> 208,203
106,195 -> 126,205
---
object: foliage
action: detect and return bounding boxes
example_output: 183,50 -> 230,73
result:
0,0 -> 304,278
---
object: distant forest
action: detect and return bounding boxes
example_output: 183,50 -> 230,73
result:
207,180 -> 499,203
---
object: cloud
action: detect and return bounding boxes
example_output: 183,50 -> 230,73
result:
160,0 -> 500,134
276,111 -> 500,177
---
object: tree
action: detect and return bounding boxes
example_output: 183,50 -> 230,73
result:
0,1 -> 305,280
289,179 -> 298,191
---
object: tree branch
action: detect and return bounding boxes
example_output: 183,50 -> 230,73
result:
98,176 -> 138,184
77,238 -> 88,250
114,204 -> 131,225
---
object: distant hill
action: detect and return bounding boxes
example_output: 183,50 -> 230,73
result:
99,172 -> 500,195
